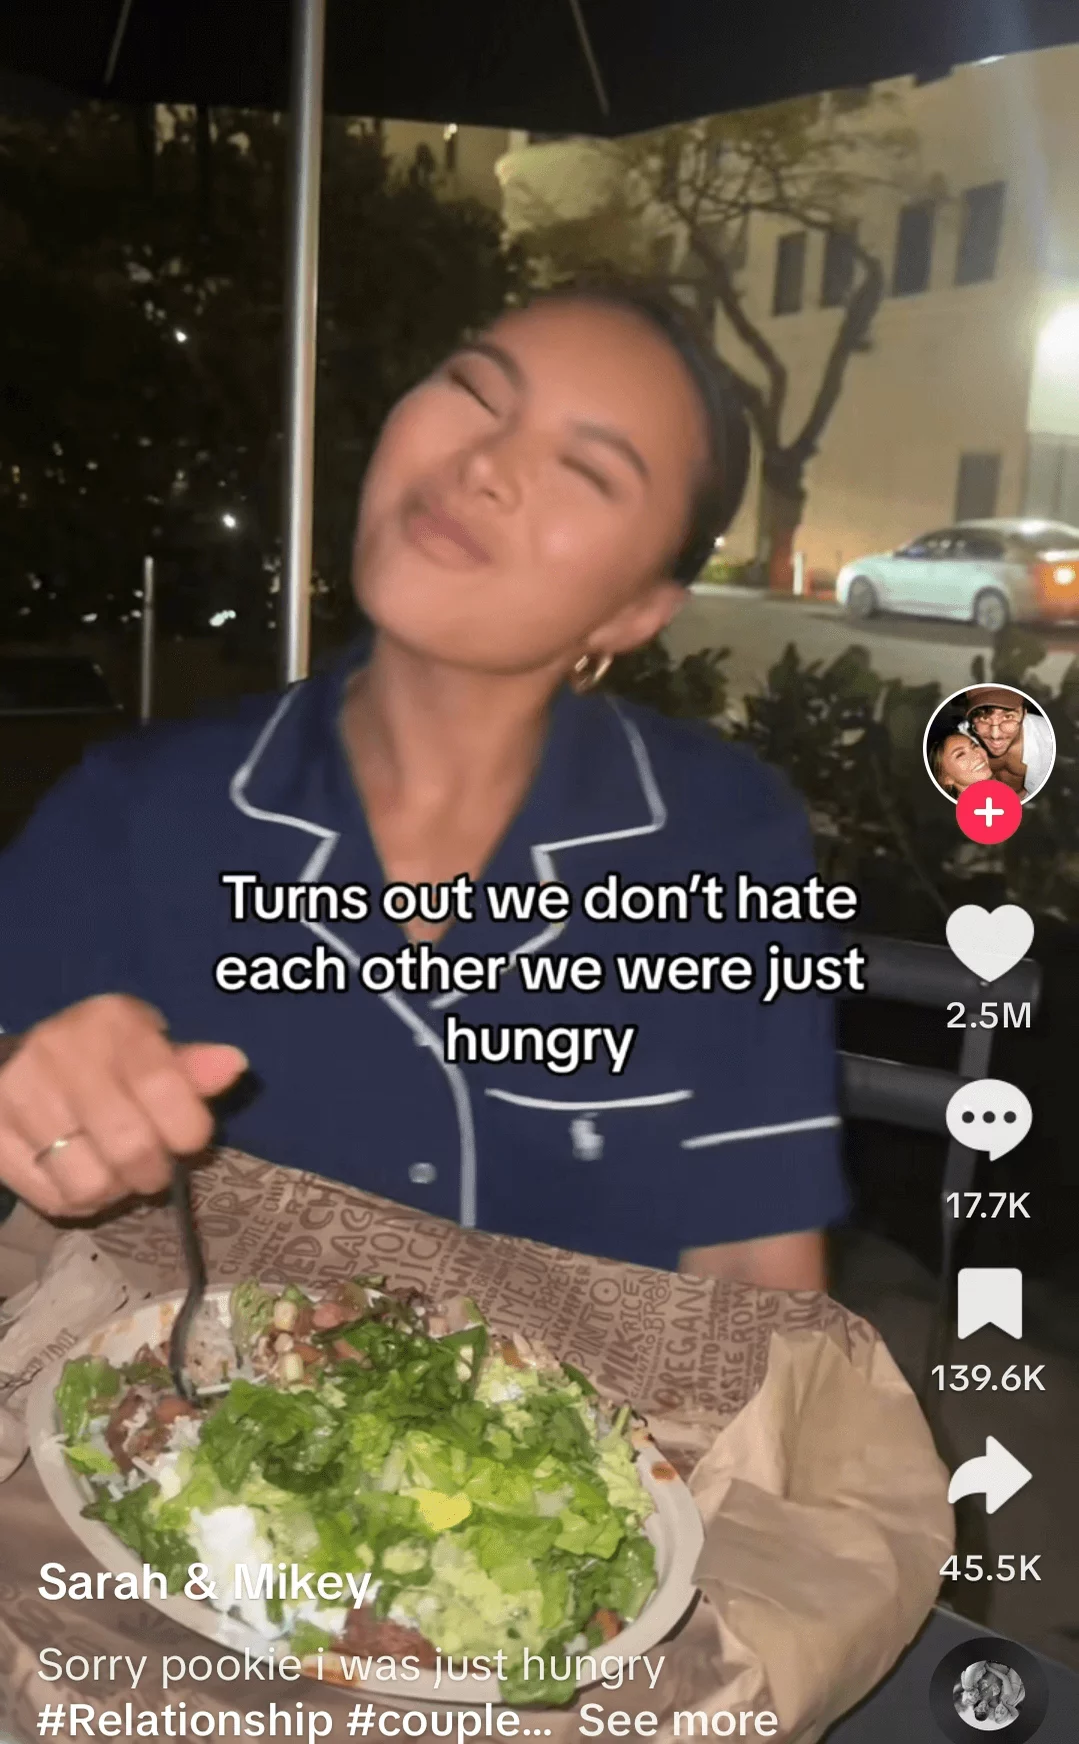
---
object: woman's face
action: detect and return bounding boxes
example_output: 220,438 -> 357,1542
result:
939,733 -> 992,791
353,298 -> 710,673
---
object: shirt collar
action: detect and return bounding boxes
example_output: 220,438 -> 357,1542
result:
229,639 -> 668,886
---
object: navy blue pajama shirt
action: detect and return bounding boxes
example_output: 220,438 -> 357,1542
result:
0,646 -> 850,1271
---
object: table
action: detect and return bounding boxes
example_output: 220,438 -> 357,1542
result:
0,1158 -> 962,1741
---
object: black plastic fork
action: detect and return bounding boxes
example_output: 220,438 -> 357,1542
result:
167,1165 -> 206,1403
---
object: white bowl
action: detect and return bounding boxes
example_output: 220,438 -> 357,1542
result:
27,1289 -> 704,1704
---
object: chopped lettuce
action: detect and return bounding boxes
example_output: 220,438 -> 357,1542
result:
229,1281 -> 277,1359
55,1356 -> 122,1441
84,1482 -> 197,1594
122,1357 -> 172,1389
596,1428 -> 654,1524
58,1281 -> 658,1706
290,1620 -> 333,1658
64,1441 -> 120,1478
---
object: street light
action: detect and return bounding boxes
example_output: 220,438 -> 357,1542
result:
1035,302 -> 1079,374
222,512 -> 239,530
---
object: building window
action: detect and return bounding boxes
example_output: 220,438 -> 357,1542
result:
955,452 -> 1001,520
955,182 -> 1005,285
891,200 -> 935,296
443,123 -> 458,174
772,231 -> 806,316
1025,436 -> 1079,525
820,227 -> 857,308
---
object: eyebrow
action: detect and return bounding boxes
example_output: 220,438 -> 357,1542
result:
572,421 -> 651,482
456,339 -> 524,389
455,342 -> 650,482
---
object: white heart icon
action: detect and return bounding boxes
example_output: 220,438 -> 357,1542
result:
946,905 -> 1034,983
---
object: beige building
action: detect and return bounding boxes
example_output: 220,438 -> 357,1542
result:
498,48 -> 1079,581
380,118 -> 510,209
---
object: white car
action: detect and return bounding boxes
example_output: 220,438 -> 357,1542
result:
836,518 -> 1079,631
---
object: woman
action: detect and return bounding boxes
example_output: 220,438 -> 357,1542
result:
929,729 -> 996,799
0,284 -> 848,1288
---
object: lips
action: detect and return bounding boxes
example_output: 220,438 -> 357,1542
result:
403,494 -> 491,566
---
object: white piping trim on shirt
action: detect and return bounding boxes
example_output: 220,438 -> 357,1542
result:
681,1114 -> 842,1151
228,688 -> 481,1226
486,1088 -> 693,1113
430,698 -> 668,1013
229,689 -> 330,848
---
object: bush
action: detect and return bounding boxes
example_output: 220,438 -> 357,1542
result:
607,640 -> 730,720
605,627 -> 1079,930
694,554 -> 760,587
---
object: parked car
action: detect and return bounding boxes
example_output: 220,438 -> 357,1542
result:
0,653 -> 126,846
836,518 -> 1079,631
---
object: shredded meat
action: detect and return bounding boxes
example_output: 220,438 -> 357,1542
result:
104,1387 -> 200,1470
128,1394 -> 202,1463
326,1281 -> 368,1311
126,1419 -> 172,1463
104,1389 -> 150,1472
154,1395 -> 202,1426
332,1339 -> 370,1364
591,1608 -> 622,1642
332,1608 -> 438,1668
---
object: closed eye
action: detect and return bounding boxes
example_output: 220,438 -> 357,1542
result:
562,456 -> 615,497
446,366 -> 497,413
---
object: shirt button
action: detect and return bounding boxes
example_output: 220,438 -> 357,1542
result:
409,1162 -> 437,1186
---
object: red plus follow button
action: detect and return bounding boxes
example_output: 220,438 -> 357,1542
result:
956,779 -> 1023,843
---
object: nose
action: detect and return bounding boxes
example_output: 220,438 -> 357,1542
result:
456,425 -> 522,510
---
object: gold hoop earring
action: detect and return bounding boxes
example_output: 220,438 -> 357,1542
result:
570,652 -> 613,694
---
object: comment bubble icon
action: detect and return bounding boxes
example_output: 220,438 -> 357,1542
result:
946,1079 -> 1032,1160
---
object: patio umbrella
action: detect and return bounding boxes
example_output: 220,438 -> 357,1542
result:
3,0 -> 1079,677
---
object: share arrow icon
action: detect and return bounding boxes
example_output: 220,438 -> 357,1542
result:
948,1438 -> 1033,1514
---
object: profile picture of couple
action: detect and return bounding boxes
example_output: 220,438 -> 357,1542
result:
924,685 -> 1056,804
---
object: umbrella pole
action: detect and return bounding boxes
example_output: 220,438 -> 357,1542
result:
280,0 -> 327,685
138,554 -> 156,722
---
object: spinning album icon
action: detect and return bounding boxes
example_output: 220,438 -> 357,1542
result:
930,1636 -> 1049,1739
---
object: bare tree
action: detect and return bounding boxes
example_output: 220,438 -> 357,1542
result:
508,91 -> 933,585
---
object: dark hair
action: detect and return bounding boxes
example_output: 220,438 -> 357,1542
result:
929,731 -> 965,798
535,278 -> 752,582
968,701 -> 1027,721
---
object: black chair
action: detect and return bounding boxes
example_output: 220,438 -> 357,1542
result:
839,931 -> 1042,1392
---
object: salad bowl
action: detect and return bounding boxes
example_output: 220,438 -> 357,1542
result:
27,1287 -> 705,1705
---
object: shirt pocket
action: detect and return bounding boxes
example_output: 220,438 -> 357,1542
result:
480,1082 -> 697,1166
475,1080 -> 700,1265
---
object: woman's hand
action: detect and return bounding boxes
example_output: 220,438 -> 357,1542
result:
0,995 -> 247,1220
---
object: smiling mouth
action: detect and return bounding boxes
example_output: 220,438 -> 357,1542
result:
403,494 -> 491,565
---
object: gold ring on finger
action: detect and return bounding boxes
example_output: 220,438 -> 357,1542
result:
32,1130 -> 86,1167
